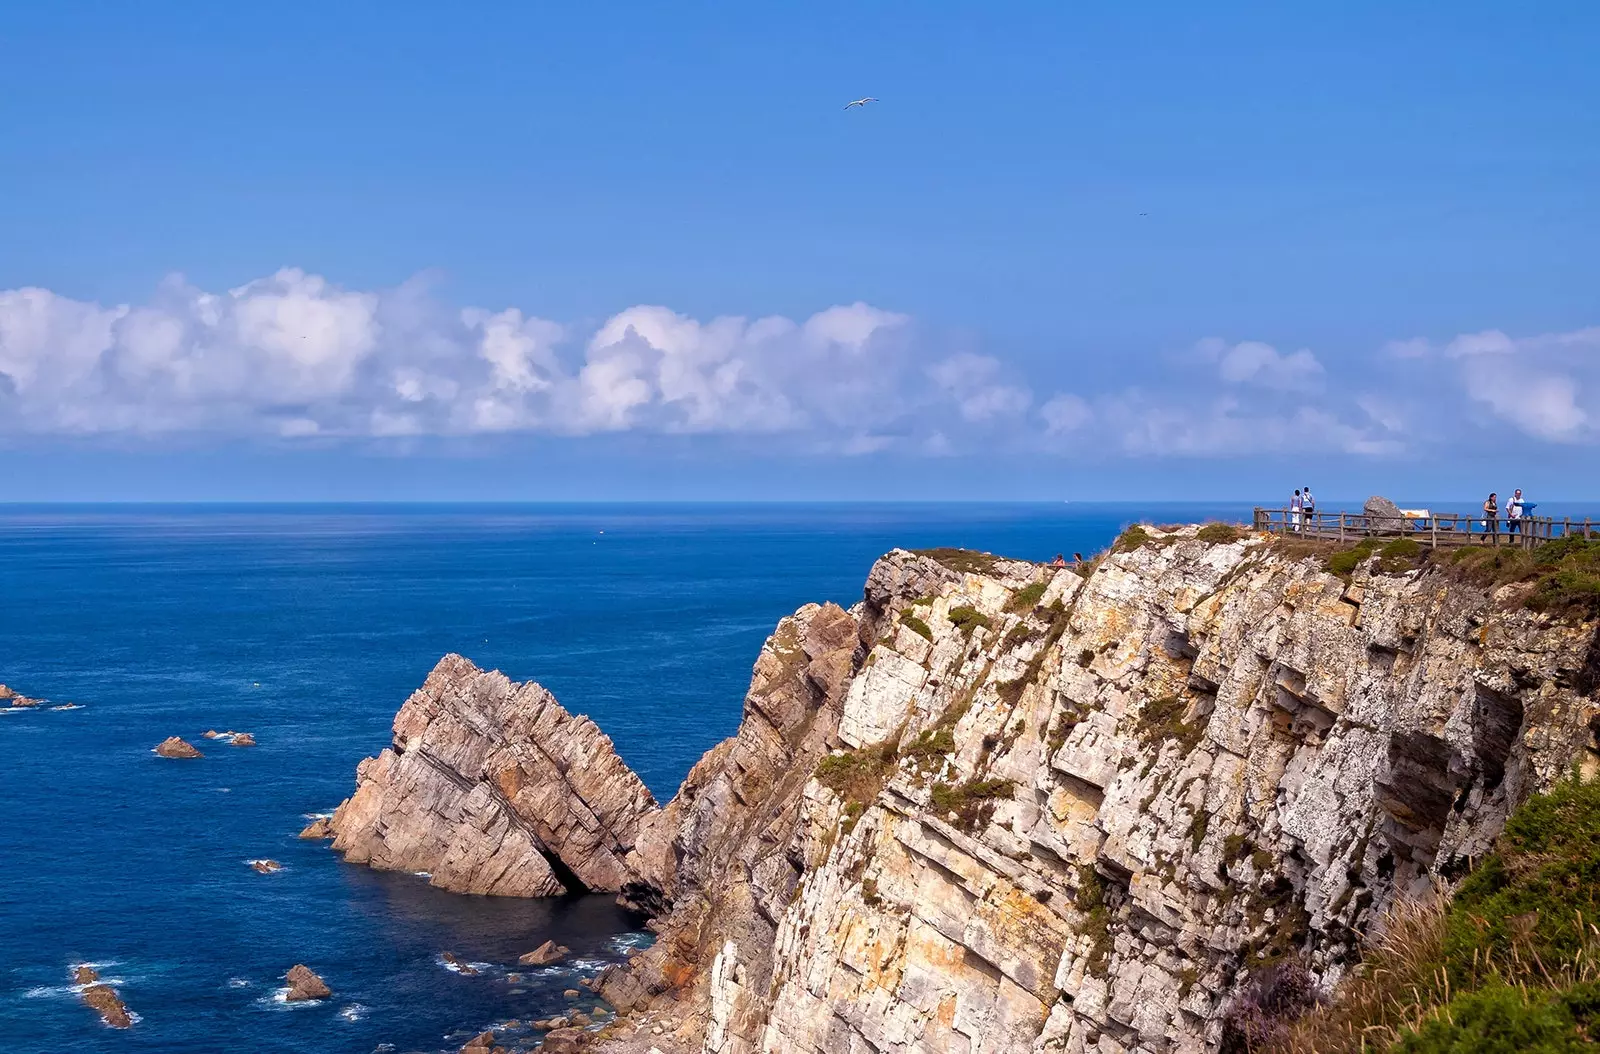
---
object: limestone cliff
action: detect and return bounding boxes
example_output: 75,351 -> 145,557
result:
336,530 -> 1600,1052
328,653 -> 658,896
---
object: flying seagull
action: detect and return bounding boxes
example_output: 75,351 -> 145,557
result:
843,97 -> 878,110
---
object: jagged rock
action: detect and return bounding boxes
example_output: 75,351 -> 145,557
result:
154,737 -> 202,759
519,939 -> 570,966
327,654 -> 660,896
283,964 -> 330,1001
1364,494 -> 1406,532
73,965 -> 98,986
298,817 -> 333,839
0,685 -> 40,707
202,729 -> 221,739
441,952 -> 479,975
250,859 -> 283,874
459,1029 -> 505,1054
0,685 -> 11,700
231,732 -> 257,746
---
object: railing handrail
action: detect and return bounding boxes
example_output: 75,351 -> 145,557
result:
1249,506 -> 1593,549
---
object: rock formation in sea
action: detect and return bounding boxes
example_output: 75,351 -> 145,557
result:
284,963 -> 331,1002
74,966 -> 132,1029
1,684 -> 43,707
335,530 -> 1600,1053
326,653 -> 660,896
520,939 -> 571,966
154,736 -> 202,758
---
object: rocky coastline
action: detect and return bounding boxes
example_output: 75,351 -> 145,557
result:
325,527 -> 1600,1053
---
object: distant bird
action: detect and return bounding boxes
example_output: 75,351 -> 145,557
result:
843,97 -> 878,110
1138,212 -> 1149,217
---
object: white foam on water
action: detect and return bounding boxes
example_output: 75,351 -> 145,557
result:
244,859 -> 285,872
338,1003 -> 367,1022
50,704 -> 83,711
608,931 -> 654,952
263,986 -> 322,1008
568,958 -> 607,971
23,985 -> 76,1000
412,871 -> 432,879
301,811 -> 334,820
227,977 -> 251,988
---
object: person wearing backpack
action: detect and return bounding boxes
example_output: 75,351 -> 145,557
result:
1301,486 -> 1315,527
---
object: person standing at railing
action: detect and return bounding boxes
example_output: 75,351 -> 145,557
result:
1483,492 -> 1498,541
1302,486 -> 1315,525
1290,489 -> 1303,531
1507,489 -> 1524,539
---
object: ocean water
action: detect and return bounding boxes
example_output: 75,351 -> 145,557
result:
0,501 -> 1256,1053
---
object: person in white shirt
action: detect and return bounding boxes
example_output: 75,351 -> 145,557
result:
1302,486 -> 1315,524
1507,489 -> 1525,539
1290,489 -> 1303,531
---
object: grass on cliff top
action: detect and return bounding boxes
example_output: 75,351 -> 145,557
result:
1258,773 -> 1600,1053
912,548 -> 1006,576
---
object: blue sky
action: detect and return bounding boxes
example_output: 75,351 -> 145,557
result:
2,2 -> 1597,500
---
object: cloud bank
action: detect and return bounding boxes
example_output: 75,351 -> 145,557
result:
2,268 -> 1594,458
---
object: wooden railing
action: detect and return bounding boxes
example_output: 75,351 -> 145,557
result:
1252,507 -> 1596,549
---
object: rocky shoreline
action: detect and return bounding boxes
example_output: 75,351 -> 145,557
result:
323,528 -> 1600,1053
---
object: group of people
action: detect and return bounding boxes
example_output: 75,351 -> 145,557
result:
1288,486 -> 1316,528
1482,489 -> 1531,536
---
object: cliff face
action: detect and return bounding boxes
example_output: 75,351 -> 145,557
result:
334,531 -> 1600,1053
328,653 -> 658,896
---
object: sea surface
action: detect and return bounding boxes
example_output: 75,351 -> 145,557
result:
0,499 -> 1466,1052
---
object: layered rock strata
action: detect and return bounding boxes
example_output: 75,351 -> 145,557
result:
340,533 -> 1600,1053
327,653 -> 659,896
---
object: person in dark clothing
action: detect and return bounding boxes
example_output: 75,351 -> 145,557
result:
1483,492 -> 1498,542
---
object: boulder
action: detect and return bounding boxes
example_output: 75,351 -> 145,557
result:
563,988 -> 580,998
231,732 -> 257,747
283,964 -> 330,1001
297,817 -> 334,840
250,859 -> 283,874
154,737 -> 203,759
539,1028 -> 586,1054
0,685 -> 11,699
518,939 -> 570,966
202,729 -> 221,739
1364,494 -> 1406,533
458,1030 -> 504,1054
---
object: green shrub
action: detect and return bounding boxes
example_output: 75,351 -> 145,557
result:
860,876 -> 882,907
902,726 -> 956,762
1198,522 -> 1244,544
1377,537 -> 1424,573
1007,581 -> 1047,613
1394,982 -> 1600,1053
947,605 -> 991,636
1442,775 -> 1600,988
1324,539 -> 1379,578
900,613 -> 934,641
814,741 -> 898,804
1115,525 -> 1154,553
929,778 -> 1014,831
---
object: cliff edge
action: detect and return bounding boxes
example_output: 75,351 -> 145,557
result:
331,527 -> 1600,1052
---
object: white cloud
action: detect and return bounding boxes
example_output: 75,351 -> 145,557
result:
1390,326 -> 1599,443
1195,337 -> 1324,390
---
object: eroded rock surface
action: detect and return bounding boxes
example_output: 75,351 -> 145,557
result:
284,964 -> 330,1002
74,967 -> 132,1029
328,653 -> 660,896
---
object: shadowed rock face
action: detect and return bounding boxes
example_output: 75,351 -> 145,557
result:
338,539 -> 1600,1054
327,654 -> 660,896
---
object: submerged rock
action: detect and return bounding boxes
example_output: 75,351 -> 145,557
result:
230,732 -> 257,747
440,951 -> 479,975
518,939 -> 570,966
326,654 -> 660,896
250,859 -> 283,874
297,816 -> 333,839
283,964 -> 330,1002
153,737 -> 202,759
202,729 -> 221,739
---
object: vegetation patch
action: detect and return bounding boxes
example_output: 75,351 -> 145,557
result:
1197,522 -> 1244,544
1135,694 -> 1205,753
1007,581 -> 1048,613
1437,536 -> 1600,619
814,739 -> 898,805
1323,539 -> 1379,578
1115,524 -> 1155,553
1075,865 -> 1115,976
929,778 -> 1014,831
913,548 -> 1004,576
1376,537 -> 1423,574
900,612 -> 934,641
947,605 -> 992,636
902,726 -> 956,763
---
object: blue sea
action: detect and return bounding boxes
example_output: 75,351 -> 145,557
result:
0,499 -> 1434,1052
